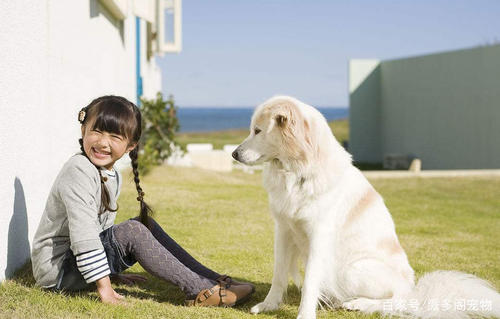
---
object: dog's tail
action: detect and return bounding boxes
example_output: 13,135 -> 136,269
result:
383,270 -> 500,319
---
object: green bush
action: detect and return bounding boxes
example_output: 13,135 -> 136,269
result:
138,93 -> 181,174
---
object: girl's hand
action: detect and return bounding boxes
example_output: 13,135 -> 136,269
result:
96,276 -> 125,304
110,273 -> 147,286
99,287 -> 125,305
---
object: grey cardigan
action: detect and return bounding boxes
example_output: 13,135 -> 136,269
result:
31,154 -> 121,288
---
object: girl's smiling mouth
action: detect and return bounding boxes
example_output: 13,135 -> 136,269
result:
91,147 -> 111,159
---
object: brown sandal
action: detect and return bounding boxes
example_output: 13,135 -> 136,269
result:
216,275 -> 255,293
185,276 -> 253,307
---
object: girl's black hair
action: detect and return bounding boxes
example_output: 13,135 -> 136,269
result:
78,95 -> 153,228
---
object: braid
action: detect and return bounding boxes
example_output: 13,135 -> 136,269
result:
99,174 -> 118,214
79,138 -> 84,153
130,145 -> 153,229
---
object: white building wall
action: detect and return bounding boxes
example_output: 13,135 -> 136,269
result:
0,0 -> 162,281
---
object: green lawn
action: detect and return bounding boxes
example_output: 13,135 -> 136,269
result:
176,119 -> 349,150
1,166 -> 499,319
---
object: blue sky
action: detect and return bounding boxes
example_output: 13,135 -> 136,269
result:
157,0 -> 500,108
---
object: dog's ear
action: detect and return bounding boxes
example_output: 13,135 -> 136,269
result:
275,114 -> 288,128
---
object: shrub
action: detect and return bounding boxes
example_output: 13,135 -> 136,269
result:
138,93 -> 181,174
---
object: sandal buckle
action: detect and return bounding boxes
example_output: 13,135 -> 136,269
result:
203,290 -> 212,299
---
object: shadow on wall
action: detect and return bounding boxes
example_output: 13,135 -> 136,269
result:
5,177 -> 31,279
349,63 -> 383,166
89,0 -> 125,44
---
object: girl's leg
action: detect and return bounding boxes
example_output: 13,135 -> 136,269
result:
133,216 -> 221,280
113,219 -> 215,298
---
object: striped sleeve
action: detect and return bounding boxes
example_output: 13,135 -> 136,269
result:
75,249 -> 110,283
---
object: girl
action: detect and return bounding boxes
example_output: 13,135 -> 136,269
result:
31,95 -> 254,306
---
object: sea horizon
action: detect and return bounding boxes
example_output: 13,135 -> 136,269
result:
177,106 -> 348,133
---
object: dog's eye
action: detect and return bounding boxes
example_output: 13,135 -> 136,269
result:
254,128 -> 261,135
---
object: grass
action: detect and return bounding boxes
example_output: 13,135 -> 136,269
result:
176,119 -> 349,150
1,166 -> 499,319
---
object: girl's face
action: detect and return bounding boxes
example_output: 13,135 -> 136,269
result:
81,123 -> 136,170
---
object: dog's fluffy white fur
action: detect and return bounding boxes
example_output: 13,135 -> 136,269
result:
233,96 -> 500,319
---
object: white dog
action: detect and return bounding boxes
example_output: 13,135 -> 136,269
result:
232,96 -> 500,319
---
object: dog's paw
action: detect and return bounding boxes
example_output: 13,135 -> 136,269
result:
342,300 -> 358,311
342,298 -> 378,312
250,301 -> 280,314
296,312 -> 316,319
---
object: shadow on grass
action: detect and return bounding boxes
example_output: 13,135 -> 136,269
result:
10,264 -> 360,318
9,260 -> 36,287
11,262 -> 188,305
112,273 -> 277,313
10,261 -> 281,314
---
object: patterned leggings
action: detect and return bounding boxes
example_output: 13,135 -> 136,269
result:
113,217 -> 220,298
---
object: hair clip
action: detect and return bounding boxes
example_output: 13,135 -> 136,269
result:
78,109 -> 86,123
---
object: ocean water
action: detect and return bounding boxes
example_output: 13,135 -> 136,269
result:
177,107 -> 348,132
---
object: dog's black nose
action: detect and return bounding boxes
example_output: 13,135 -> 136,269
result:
232,149 -> 239,161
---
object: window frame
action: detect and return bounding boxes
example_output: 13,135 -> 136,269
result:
157,0 -> 182,54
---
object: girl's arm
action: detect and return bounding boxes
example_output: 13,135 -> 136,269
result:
58,158 -> 115,299
96,276 -> 124,304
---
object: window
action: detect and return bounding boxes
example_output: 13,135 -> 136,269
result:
157,0 -> 182,54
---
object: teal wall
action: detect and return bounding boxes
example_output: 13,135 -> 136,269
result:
350,45 -> 500,169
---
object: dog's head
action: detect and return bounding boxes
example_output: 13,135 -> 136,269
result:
232,96 -> 317,166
